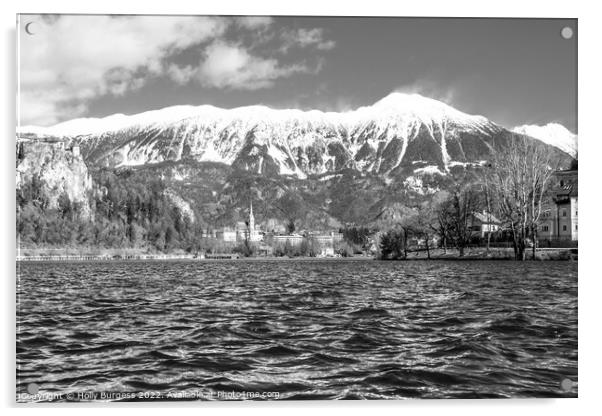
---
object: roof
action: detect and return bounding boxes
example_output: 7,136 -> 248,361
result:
555,184 -> 578,198
552,169 -> 578,197
472,211 -> 501,224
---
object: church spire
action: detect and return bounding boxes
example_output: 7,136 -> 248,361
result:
249,200 -> 255,231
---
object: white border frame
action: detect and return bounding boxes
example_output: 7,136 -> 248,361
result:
2,1 -> 600,415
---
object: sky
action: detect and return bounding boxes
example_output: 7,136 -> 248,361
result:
18,15 -> 577,132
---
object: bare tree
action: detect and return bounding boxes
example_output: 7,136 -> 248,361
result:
415,192 -> 449,259
431,185 -> 480,257
396,206 -> 419,259
422,191 -> 450,254
447,185 -> 480,256
488,134 -> 556,260
474,162 -> 503,255
434,201 -> 453,253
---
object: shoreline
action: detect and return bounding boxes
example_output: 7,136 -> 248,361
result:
16,249 -> 577,262
16,245 -> 577,262
15,254 -> 375,262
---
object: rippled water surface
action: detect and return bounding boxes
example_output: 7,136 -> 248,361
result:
17,259 -> 578,401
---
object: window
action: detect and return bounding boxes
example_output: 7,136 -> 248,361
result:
560,180 -> 564,187
563,225 -> 567,231
541,225 -> 549,232
575,225 -> 578,231
562,210 -> 567,217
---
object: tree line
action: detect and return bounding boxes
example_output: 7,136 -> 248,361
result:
17,169 -> 202,252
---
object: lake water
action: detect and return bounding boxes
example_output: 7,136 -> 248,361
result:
16,259 -> 578,401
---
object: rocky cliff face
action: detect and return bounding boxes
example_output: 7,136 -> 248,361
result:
16,140 -> 93,218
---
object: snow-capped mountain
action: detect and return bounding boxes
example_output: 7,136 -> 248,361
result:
18,93 -> 506,178
512,123 -> 577,158
17,92 -> 576,228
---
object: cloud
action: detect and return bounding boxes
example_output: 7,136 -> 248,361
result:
165,27 -> 334,90
393,79 -> 457,106
168,41 -> 313,90
19,15 -> 228,126
280,28 -> 336,53
166,64 -> 197,86
19,15 -> 335,126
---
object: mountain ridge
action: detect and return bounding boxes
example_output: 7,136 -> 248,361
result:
512,123 -> 577,157
18,93 -> 508,179
19,93 -> 492,136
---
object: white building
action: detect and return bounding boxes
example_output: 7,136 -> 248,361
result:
272,234 -> 305,246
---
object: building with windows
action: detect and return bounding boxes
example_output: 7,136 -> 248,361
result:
309,231 -> 344,245
469,211 -> 501,237
539,169 -> 578,241
270,233 -> 305,246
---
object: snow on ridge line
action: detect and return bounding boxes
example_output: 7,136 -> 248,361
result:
19,92 -> 496,138
512,123 -> 577,157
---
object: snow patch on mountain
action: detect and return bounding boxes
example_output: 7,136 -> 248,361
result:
414,165 -> 446,176
403,175 -> 438,195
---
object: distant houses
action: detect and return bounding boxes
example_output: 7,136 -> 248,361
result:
211,202 -> 262,243
201,201 -> 344,256
267,231 -> 343,256
269,231 -> 343,246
